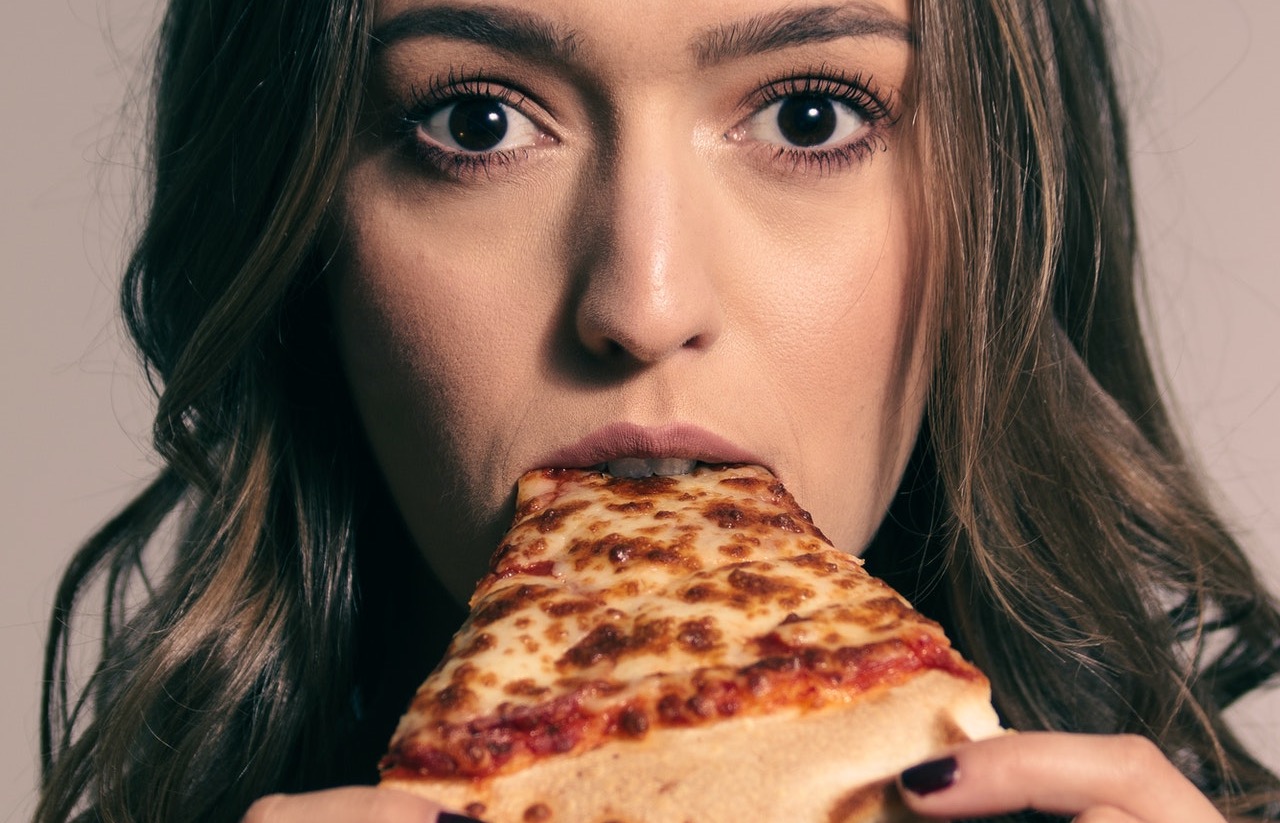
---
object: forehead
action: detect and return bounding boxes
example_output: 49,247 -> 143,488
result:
370,0 -> 913,69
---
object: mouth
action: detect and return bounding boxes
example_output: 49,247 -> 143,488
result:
536,422 -> 769,479
591,456 -> 703,478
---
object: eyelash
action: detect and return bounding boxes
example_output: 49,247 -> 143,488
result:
394,67 -> 897,179
395,72 -> 543,178
748,68 -> 898,174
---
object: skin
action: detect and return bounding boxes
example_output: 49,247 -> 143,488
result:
252,0 -> 1228,819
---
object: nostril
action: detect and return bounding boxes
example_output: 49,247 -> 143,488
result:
604,338 -> 626,358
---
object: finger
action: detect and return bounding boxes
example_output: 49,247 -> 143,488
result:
1073,805 -> 1145,823
241,786 -> 486,823
895,732 -> 1225,823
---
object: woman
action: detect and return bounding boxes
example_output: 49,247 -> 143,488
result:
36,0 -> 1280,821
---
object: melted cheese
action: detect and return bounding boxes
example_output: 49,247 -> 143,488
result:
384,465 -> 976,779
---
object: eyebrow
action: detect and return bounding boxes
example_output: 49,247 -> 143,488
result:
693,3 -> 914,67
371,4 -> 578,62
370,3 -> 909,68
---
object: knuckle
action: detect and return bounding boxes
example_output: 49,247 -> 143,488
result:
1111,734 -> 1165,777
1073,805 -> 1137,823
241,794 -> 289,823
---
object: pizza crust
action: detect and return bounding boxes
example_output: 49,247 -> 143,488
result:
383,667 -> 1003,823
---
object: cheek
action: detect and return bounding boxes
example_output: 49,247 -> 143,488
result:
329,158 -> 570,435
329,198 -> 514,460
326,164 -> 569,595
733,167 -> 928,551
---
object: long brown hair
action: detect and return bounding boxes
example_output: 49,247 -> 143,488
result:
39,1 -> 1280,821
884,0 -> 1280,816
38,0 -> 377,820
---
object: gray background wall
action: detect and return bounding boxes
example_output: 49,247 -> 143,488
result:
3,0 -> 1277,818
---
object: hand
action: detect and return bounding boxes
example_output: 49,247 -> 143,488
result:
896,732 -> 1226,822
241,786 -> 485,823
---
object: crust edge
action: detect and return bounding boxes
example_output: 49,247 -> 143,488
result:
382,668 -> 1004,823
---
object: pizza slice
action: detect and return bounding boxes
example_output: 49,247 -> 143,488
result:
380,464 -> 1003,822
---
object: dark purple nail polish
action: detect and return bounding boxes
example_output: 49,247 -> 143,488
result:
900,755 -> 958,796
437,813 -> 487,823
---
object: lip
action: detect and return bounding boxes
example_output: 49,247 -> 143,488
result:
534,422 -> 768,473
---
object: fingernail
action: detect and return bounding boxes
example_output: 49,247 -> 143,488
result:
900,755 -> 958,796
438,813 -> 487,823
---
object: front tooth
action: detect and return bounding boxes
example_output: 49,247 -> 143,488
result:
606,457 -> 697,478
650,457 -> 697,476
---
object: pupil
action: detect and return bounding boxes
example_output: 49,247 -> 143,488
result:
777,95 -> 836,147
448,98 -> 508,151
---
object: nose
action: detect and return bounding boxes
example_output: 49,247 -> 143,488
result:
572,131 -> 724,365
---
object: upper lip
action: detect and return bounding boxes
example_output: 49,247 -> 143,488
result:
534,422 -> 768,472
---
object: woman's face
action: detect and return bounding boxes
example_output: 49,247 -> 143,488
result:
330,0 -> 925,601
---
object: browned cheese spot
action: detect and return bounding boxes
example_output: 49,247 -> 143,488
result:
718,542 -> 749,559
609,475 -> 680,498
558,620 -> 673,669
852,596 -> 915,631
789,553 -> 841,576
687,694 -> 715,718
523,803 -> 552,822
457,632 -> 496,659
727,568 -> 794,597
568,533 -> 655,569
569,532 -> 702,574
702,501 -> 754,529
518,635 -> 540,653
717,475 -> 769,492
676,617 -> 721,653
544,620 -> 569,644
505,678 -> 550,698
472,585 -> 549,627
534,500 -> 590,533
606,500 -> 655,514
654,510 -> 676,519
515,616 -> 532,629
465,803 -> 488,818
604,579 -> 643,599
560,624 -> 626,669
657,693 -> 683,723
618,705 -> 650,737
434,682 -> 475,711
762,512 -> 804,533
678,582 -> 721,604
543,598 -> 601,617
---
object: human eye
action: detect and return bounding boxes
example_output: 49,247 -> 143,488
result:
734,69 -> 897,175
397,73 -> 552,179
